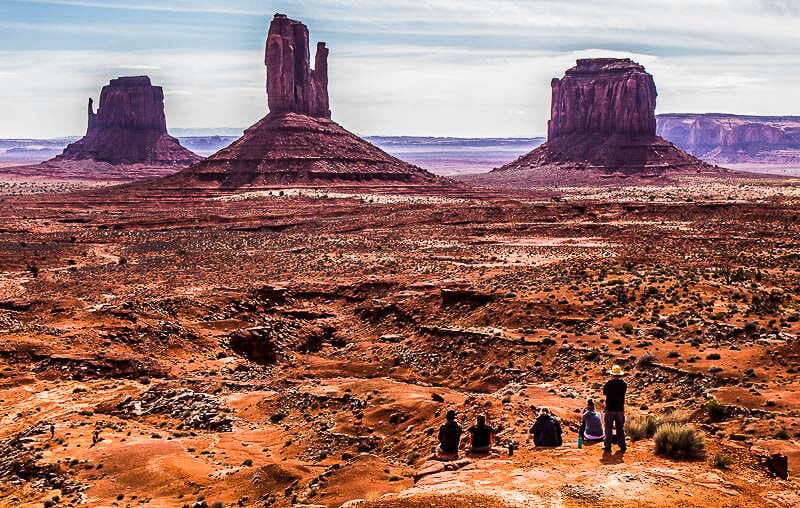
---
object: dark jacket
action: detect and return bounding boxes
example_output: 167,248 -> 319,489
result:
530,414 -> 562,447
468,424 -> 494,449
603,377 -> 627,412
438,420 -> 462,453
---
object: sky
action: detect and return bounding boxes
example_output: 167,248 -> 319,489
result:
0,0 -> 799,138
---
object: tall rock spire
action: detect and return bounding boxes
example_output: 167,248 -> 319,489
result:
167,14 -> 441,189
265,14 -> 330,118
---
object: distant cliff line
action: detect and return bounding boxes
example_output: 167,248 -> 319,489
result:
657,113 -> 800,165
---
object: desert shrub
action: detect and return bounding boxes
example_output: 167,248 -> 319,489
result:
637,352 -> 655,367
706,399 -> 728,422
711,451 -> 733,470
657,411 -> 688,427
627,415 -> 659,441
654,423 -> 705,459
622,322 -> 635,334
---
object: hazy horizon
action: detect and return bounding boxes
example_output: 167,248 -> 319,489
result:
1,0 -> 799,138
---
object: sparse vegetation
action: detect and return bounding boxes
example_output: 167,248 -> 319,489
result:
706,399 -> 728,422
711,451 -> 734,470
627,415 -> 658,441
654,423 -> 705,459
636,352 -> 655,367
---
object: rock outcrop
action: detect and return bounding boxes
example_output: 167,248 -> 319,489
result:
657,113 -> 800,165
266,14 -> 330,118
548,58 -> 657,140
168,14 -> 441,189
489,58 -> 718,182
56,76 -> 199,166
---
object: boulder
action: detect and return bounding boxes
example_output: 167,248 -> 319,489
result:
751,445 -> 789,480
413,461 -> 445,482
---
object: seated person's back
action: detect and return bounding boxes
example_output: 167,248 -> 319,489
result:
580,400 -> 604,440
530,408 -> 563,447
438,410 -> 463,454
467,415 -> 494,451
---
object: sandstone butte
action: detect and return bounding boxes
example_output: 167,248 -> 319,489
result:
168,14 -> 442,189
56,76 -> 199,166
493,58 -> 719,179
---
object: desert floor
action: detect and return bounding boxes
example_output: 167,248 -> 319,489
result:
1,175 -> 800,507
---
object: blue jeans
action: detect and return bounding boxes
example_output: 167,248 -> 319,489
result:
604,411 -> 625,450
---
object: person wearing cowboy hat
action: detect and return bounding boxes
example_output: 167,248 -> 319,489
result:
603,364 -> 628,453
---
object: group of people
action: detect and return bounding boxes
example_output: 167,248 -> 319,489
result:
436,365 -> 628,458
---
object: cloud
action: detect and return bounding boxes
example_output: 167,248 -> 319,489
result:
0,1 -> 798,137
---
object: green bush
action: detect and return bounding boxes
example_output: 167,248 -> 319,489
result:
706,399 -> 728,422
654,423 -> 705,459
711,452 -> 733,470
627,415 -> 659,441
657,411 -> 688,427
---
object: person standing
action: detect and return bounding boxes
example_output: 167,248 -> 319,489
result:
603,365 -> 627,453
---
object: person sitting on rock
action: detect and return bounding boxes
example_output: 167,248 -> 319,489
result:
467,414 -> 495,455
579,399 -> 605,442
530,407 -> 563,447
437,409 -> 463,459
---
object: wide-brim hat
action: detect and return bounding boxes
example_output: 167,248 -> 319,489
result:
609,365 -> 625,376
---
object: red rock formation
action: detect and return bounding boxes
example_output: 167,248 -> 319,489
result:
176,112 -> 438,187
169,14 -> 441,189
491,58 -> 717,180
657,113 -> 800,164
266,14 -> 330,118
57,76 -> 199,166
548,59 -> 656,139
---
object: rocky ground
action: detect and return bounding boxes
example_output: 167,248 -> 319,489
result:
1,177 -> 800,507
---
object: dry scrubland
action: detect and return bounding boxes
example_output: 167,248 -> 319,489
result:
1,176 -> 800,507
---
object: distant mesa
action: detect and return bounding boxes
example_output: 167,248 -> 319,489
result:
657,113 -> 800,165
483,58 -> 719,183
57,76 -> 199,166
168,14 -> 441,189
